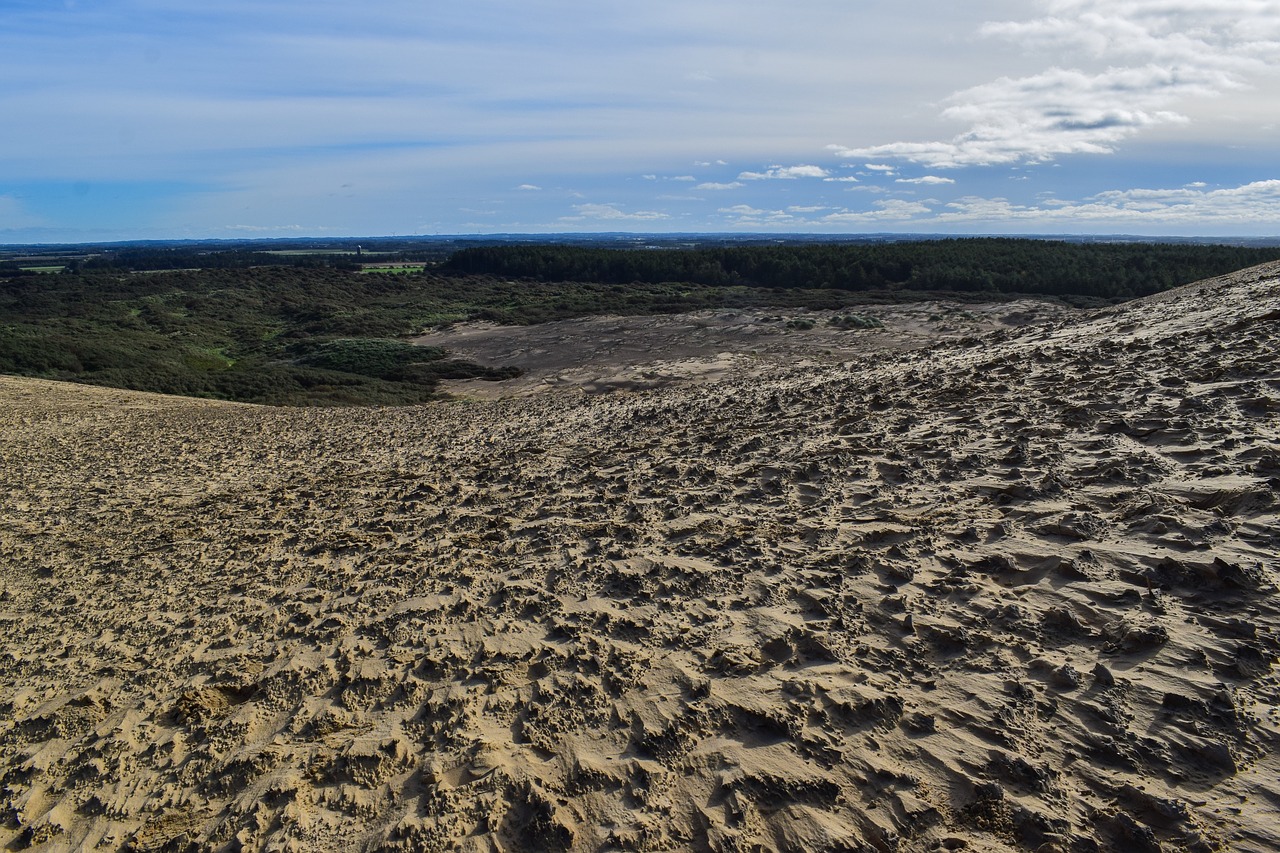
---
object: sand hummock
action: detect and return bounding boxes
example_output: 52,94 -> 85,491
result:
1,265 -> 1278,852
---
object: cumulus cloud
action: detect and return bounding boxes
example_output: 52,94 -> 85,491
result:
569,203 -> 669,221
738,164 -> 830,180
897,176 -> 955,185
515,184 -> 541,190
981,1 -> 1280,71
831,1 -> 1280,168
697,181 -> 744,190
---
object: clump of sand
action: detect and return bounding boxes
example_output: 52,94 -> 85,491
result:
1,264 -> 1278,852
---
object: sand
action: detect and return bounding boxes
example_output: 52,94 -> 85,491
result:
412,299 -> 1072,398
1,264 -> 1278,852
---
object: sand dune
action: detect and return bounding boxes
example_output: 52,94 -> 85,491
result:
1,264 -> 1278,852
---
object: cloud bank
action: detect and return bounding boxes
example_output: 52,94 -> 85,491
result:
832,1 -> 1280,168
940,179 -> 1280,225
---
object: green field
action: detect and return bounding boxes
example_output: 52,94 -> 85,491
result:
359,264 -> 427,274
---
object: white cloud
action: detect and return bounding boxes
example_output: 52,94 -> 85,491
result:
516,183 -> 541,190
822,176 -> 860,183
874,198 -> 933,217
831,1 -> 1280,168
864,164 -> 896,172
738,164 -> 830,180
671,175 -> 697,182
569,202 -> 669,221
982,1 -> 1280,72
696,181 -> 744,190
822,198 -> 933,223
788,205 -> 828,212
897,176 -> 955,185
717,204 -> 797,223
936,179 -> 1280,225
833,66 -> 1197,167
719,204 -> 766,216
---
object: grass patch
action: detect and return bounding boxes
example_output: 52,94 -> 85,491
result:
359,264 -> 426,274
181,347 -> 236,371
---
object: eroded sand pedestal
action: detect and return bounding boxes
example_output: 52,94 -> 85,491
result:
1,266 -> 1278,851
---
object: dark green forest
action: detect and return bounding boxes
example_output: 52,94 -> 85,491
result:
3,238 -> 1277,406
440,238 -> 1280,299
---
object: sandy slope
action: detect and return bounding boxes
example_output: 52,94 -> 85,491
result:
1,265 -> 1278,852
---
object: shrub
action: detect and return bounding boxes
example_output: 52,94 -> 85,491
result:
830,313 -> 884,330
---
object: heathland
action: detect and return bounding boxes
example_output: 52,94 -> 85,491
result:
3,238 -> 1279,405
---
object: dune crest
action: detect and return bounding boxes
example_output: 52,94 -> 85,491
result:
2,264 -> 1278,852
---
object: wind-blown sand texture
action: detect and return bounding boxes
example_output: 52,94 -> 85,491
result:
1,265 -> 1278,852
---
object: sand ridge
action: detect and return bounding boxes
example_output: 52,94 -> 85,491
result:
1,265 -> 1278,851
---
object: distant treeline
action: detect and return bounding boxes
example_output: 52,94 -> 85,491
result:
70,249 -> 367,273
439,238 -> 1280,299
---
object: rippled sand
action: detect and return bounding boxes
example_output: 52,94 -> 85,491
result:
2,264 -> 1278,851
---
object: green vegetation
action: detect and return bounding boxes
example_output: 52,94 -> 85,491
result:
830,313 -> 884,330
0,268 -> 523,406
291,338 -> 518,384
3,237 -> 1278,406
440,238 -> 1280,301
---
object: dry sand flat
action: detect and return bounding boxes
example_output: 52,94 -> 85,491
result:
1,265 -> 1278,852
412,300 -> 1073,398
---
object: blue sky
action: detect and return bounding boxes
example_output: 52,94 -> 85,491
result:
3,0 -> 1279,242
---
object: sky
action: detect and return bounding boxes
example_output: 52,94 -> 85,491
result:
3,0 -> 1280,242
